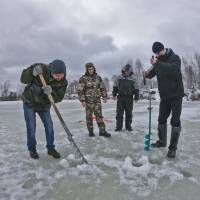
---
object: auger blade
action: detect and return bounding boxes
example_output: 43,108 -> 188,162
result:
144,146 -> 150,151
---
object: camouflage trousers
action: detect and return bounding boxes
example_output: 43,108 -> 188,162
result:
85,102 -> 106,133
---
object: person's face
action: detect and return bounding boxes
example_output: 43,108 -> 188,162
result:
155,49 -> 165,58
124,70 -> 129,76
52,73 -> 65,81
88,67 -> 94,76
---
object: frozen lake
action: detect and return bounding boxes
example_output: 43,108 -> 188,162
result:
0,100 -> 200,200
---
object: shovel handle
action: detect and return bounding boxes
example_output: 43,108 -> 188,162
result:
39,74 -> 55,104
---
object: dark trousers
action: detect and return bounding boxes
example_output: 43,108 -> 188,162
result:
116,96 -> 133,129
158,97 -> 182,127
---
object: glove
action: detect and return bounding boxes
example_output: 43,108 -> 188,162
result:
33,64 -> 43,76
42,85 -> 52,95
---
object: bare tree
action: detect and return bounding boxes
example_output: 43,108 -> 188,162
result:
134,58 -> 144,89
17,84 -> 25,97
182,57 -> 197,89
111,75 -> 118,83
194,52 -> 200,89
103,77 -> 110,92
2,80 -> 11,97
67,80 -> 78,95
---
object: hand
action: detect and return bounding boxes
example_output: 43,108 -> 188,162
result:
143,70 -> 150,77
103,98 -> 107,103
42,85 -> 52,95
81,101 -> 86,107
150,57 -> 157,65
33,64 -> 43,77
113,96 -> 117,100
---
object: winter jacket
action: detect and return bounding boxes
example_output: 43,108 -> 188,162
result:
77,73 -> 107,104
21,63 -> 68,111
147,48 -> 184,100
112,65 -> 139,100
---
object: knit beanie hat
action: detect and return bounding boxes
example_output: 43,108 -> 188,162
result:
152,42 -> 164,53
48,59 -> 66,74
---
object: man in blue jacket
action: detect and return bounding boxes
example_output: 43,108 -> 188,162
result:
143,42 -> 184,158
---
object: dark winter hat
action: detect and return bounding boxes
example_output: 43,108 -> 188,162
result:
85,62 -> 94,69
48,59 -> 66,74
152,42 -> 164,53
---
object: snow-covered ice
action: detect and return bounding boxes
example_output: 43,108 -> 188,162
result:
0,100 -> 200,200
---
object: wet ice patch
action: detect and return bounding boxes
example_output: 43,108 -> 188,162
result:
122,156 -> 152,174
67,153 -> 76,160
59,159 -> 70,168
119,156 -> 156,196
180,170 -> 193,178
68,163 -> 106,179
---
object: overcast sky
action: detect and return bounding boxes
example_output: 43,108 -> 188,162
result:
0,0 -> 200,84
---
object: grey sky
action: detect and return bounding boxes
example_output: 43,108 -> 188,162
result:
0,0 -> 200,83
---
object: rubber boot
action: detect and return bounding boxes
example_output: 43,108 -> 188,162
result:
89,131 -> 95,137
167,126 -> 181,158
126,125 -> 133,131
151,123 -> 167,148
99,131 -> 111,137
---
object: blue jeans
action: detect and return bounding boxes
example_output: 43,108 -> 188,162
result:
23,102 -> 55,150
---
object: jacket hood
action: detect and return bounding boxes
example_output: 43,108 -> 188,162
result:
122,64 -> 134,76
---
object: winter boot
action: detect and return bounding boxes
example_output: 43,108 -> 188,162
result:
115,119 -> 123,132
29,147 -> 39,159
47,149 -> 61,159
89,131 -> 95,137
151,123 -> 167,148
125,120 -> 132,131
167,126 -> 181,158
115,128 -> 122,132
126,126 -> 133,131
99,131 -> 111,137
167,149 -> 176,158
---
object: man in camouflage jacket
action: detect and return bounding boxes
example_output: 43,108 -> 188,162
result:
77,63 -> 111,137
21,59 -> 68,159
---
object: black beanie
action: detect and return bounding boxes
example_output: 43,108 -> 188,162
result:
152,42 -> 164,53
48,59 -> 66,75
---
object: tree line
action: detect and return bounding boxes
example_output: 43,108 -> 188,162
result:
1,52 -> 200,100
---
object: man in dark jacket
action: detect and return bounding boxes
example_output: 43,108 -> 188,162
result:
143,42 -> 184,158
21,59 -> 68,159
113,64 -> 139,131
77,63 -> 111,137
